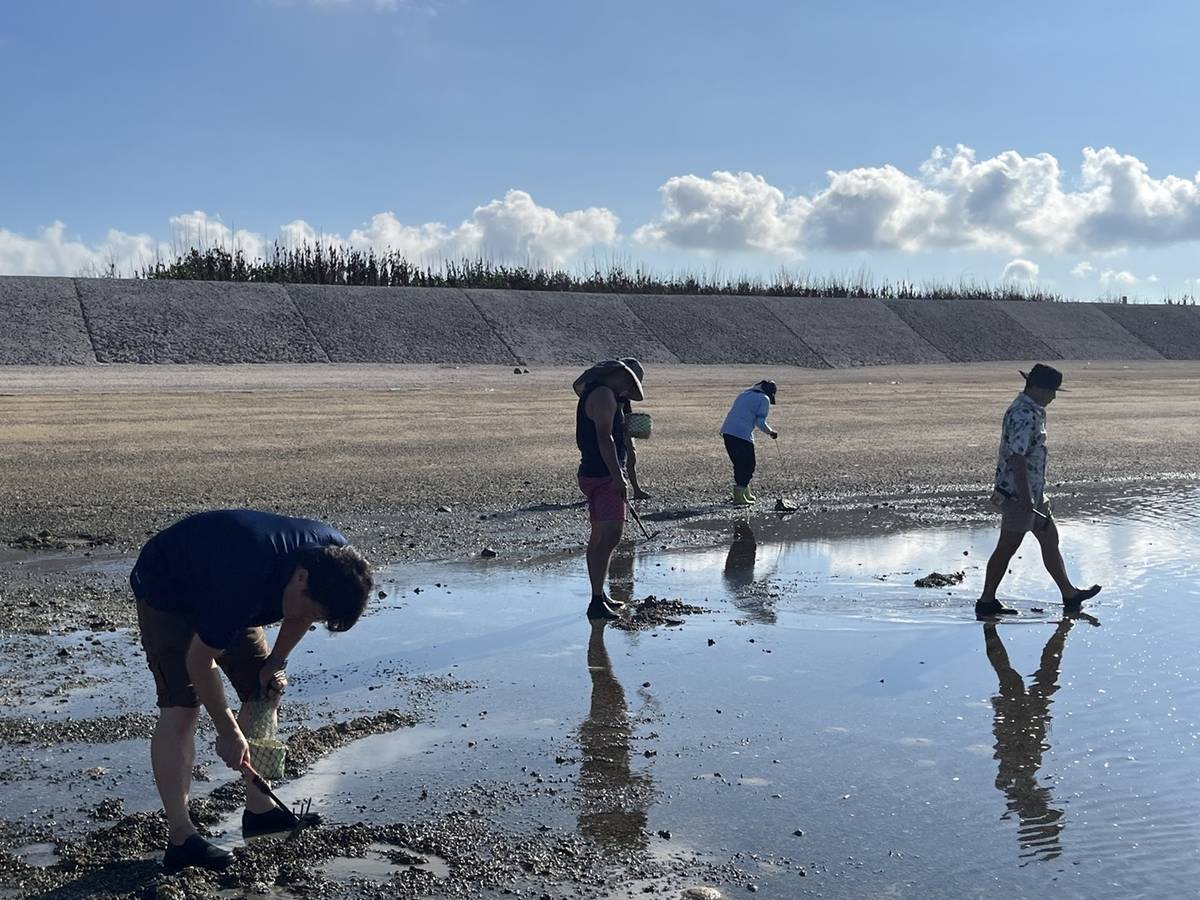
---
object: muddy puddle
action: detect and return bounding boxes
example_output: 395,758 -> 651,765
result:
3,484 -> 1199,897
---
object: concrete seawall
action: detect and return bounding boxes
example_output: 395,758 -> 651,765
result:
1,275 -> 1196,366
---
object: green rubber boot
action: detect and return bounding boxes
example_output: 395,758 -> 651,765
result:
732,487 -> 752,507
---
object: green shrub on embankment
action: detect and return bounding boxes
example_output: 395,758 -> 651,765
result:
141,244 -> 1071,302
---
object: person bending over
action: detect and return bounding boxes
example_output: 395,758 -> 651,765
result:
719,380 -> 779,506
129,508 -> 373,871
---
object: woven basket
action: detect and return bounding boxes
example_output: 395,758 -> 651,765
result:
248,737 -> 287,780
626,412 -> 652,439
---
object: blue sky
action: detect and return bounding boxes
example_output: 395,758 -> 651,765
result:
2,0 -> 1199,297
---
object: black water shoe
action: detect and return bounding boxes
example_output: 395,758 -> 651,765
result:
243,804 -> 318,837
586,597 -> 620,620
975,599 -> 1019,619
162,835 -> 234,873
1064,585 -> 1102,607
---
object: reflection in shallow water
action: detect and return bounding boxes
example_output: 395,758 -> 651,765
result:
722,522 -> 777,624
609,549 -> 635,607
577,622 -> 654,854
984,610 -> 1100,862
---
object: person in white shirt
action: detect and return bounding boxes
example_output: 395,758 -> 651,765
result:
719,381 -> 778,506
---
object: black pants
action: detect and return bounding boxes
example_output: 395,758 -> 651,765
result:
723,434 -> 756,487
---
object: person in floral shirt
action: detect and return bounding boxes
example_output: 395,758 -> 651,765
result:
976,364 -> 1102,618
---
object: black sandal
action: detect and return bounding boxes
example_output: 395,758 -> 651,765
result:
1064,585 -> 1102,606
975,599 -> 1019,619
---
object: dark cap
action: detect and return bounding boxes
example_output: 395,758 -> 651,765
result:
756,380 -> 778,405
1020,364 -> 1067,392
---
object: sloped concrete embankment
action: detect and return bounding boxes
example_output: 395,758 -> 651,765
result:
883,299 -> 1062,362
759,297 -> 948,367
621,294 -> 828,366
461,290 -> 678,366
0,277 -> 96,364
77,279 -> 328,364
2,275 -> 1197,366
287,285 -> 515,363
1094,304 -> 1200,359
998,302 -> 1163,360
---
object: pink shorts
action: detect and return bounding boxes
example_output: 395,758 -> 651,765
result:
578,476 -> 627,523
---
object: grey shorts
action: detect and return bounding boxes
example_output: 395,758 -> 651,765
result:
998,496 -> 1053,534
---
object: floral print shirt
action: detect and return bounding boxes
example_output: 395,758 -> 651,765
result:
994,392 -> 1047,502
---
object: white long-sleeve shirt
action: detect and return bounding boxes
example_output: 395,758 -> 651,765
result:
720,388 -> 772,442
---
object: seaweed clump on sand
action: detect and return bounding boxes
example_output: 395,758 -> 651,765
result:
913,571 -> 965,588
612,595 -> 711,632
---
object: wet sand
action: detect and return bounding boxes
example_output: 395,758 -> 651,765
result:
0,360 -> 1198,898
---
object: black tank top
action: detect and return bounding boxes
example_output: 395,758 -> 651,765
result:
576,383 -> 626,478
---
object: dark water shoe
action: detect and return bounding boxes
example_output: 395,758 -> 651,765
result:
975,599 -> 1019,619
586,597 -> 620,620
243,804 -> 320,837
1065,585 -> 1102,607
163,834 -> 234,872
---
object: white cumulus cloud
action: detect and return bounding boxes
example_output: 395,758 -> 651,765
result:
633,171 -> 805,254
0,191 -> 619,276
1071,261 -> 1094,278
333,190 -> 619,264
0,221 -> 162,277
1100,269 -> 1138,287
636,145 -> 1200,258
1001,258 -> 1039,282
168,211 -> 267,261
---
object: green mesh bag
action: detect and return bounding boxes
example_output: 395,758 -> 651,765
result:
248,738 -> 287,780
241,700 -> 286,779
626,412 -> 652,439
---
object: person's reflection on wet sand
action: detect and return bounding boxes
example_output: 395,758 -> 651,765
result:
577,622 -> 654,854
608,548 -> 635,608
984,612 -> 1098,862
722,521 -> 776,624
723,521 -> 757,589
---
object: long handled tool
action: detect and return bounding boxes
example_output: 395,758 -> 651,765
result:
627,502 -> 659,540
771,439 -> 798,511
241,762 -> 301,824
241,761 -> 317,840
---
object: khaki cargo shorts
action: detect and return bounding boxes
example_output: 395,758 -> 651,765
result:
995,495 -> 1053,534
136,598 -> 270,709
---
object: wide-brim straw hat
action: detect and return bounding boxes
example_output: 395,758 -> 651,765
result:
573,358 -> 645,401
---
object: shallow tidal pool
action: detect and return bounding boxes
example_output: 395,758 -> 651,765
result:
249,485 -> 1200,898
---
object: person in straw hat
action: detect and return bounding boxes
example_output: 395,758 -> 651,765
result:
976,364 -> 1101,618
129,509 -> 373,871
573,358 -> 645,620
574,357 -> 651,500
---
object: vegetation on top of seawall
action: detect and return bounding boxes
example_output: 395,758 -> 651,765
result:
137,244 -> 1082,302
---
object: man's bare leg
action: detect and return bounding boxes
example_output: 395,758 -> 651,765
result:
980,530 -> 1025,603
151,706 -> 201,844
586,521 -> 624,597
1032,519 -> 1100,604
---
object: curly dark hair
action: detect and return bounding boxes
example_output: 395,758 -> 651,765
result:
298,545 -> 373,633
